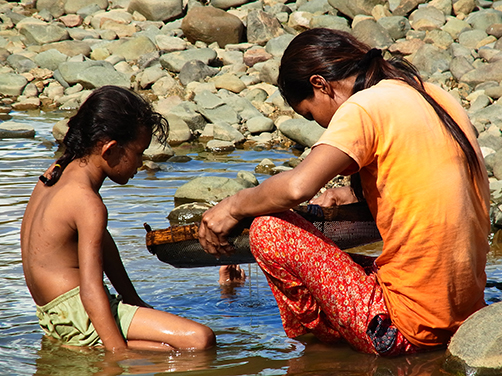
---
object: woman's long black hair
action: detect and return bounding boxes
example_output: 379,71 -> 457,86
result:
41,85 -> 169,186
278,28 -> 481,180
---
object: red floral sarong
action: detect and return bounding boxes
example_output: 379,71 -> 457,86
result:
249,211 -> 421,356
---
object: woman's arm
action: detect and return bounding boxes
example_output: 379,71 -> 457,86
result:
199,144 -> 355,256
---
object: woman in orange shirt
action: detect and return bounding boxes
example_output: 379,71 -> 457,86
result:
199,28 -> 490,356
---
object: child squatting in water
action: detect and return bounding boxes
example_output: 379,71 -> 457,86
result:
21,85 -> 216,352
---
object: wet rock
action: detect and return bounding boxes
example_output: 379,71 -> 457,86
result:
445,302 -> 502,373
168,202 -> 213,225
213,121 -> 245,143
205,139 -> 235,152
143,136 -> 175,161
0,73 -> 27,96
52,118 -> 69,143
165,113 -> 192,145
278,118 -> 325,148
174,175 -> 250,205
0,120 -> 35,138
255,157 -> 276,174
247,10 -> 284,46
159,48 -> 218,73
127,0 -> 183,22
12,96 -> 40,110
181,6 -> 244,48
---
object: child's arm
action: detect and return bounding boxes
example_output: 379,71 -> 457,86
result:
102,230 -> 152,308
77,197 -> 128,351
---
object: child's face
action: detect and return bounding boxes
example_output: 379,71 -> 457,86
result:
109,128 -> 152,185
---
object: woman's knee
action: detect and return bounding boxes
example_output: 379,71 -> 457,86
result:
192,325 -> 216,350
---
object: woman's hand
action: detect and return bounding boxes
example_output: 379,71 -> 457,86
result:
199,198 -> 241,258
309,186 -> 358,207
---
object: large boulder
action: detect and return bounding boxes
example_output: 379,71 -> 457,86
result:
0,73 -> 28,96
445,302 -> 502,373
278,118 -> 325,148
58,61 -> 130,89
181,6 -> 244,48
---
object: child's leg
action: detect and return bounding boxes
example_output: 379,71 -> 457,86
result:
249,211 -> 388,354
126,308 -> 216,351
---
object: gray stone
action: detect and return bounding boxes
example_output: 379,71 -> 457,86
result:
259,58 -> 280,85
460,61 -> 502,86
409,6 -> 446,31
39,40 -> 91,57
298,0 -> 331,13
138,65 -> 166,89
246,115 -> 274,134
465,9 -> 502,31
210,0 -> 249,10
169,101 -> 207,131
65,0 -> 108,14
6,54 -> 37,73
255,158 -> 276,174
155,35 -> 187,52
446,302 -> 502,371
449,56 -> 475,81
310,14 -> 352,33
470,103 -> 502,126
327,0 -> 386,19
165,113 -> 192,145
0,121 -> 35,138
423,29 -> 454,49
178,60 -> 218,86
213,122 -> 245,143
127,0 -> 183,22
194,90 -> 225,109
247,10 -> 284,46
377,16 -> 411,40
36,0 -> 65,17
168,202 -> 213,225
181,6 -> 244,48
18,22 -> 69,45
109,36 -> 157,61
58,60 -> 130,89
77,3 -> 104,18
174,176 -> 249,205
441,16 -> 471,39
205,139 -> 235,153
199,103 -> 240,125
218,91 -> 263,121
458,29 -> 489,49
159,48 -> 218,73
352,19 -> 394,49
143,137 -> 175,161
52,119 -> 69,143
278,118 -> 325,148
411,43 -> 452,77
265,34 -> 295,58
34,49 -> 68,71
0,73 -> 28,96
213,73 -> 246,93
68,28 -> 100,41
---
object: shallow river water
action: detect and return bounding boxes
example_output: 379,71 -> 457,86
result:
2,109 -> 502,376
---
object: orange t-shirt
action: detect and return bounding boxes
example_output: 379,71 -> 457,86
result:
314,79 -> 490,347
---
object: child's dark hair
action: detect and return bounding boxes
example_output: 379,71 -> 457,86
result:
40,85 -> 169,186
278,28 -> 481,178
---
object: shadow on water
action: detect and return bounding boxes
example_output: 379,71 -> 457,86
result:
1,110 -> 501,375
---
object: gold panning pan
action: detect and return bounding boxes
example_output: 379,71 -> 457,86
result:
145,202 -> 382,268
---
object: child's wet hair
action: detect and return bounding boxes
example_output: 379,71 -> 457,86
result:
41,85 -> 169,186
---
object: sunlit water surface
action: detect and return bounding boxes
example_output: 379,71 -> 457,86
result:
1,110 -> 501,376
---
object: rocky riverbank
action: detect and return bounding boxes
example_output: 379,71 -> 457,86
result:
1,0 -> 502,224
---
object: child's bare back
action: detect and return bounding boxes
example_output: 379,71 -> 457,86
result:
21,86 -> 215,352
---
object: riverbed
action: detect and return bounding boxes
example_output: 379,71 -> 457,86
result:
1,109 -> 501,376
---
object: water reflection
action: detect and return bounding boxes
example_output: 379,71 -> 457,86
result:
2,109 -> 502,375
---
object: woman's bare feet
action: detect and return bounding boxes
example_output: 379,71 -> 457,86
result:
219,265 -> 246,285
